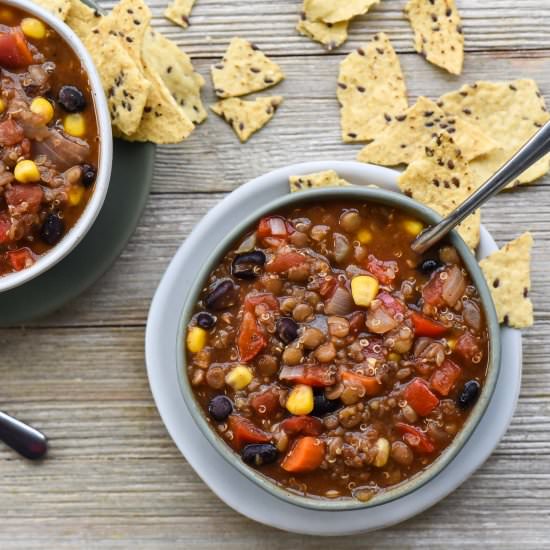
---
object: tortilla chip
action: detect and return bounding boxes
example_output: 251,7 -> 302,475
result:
296,12 -> 349,50
289,170 -> 351,192
405,0 -> 464,75
357,97 -> 496,166
211,96 -> 282,142
65,0 -> 101,40
142,29 -> 206,125
338,33 -> 407,143
438,80 -> 550,188
33,0 -> 71,20
165,0 -> 195,28
479,232 -> 534,328
303,0 -> 380,24
398,134 -> 480,249
211,38 -> 285,98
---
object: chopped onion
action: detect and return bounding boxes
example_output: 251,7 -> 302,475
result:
324,286 -> 354,316
333,233 -> 351,264
441,266 -> 466,307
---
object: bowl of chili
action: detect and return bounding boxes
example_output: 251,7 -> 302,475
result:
177,182 -> 501,511
0,0 -> 112,291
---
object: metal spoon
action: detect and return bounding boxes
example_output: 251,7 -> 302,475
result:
0,411 -> 47,459
411,119 -> 550,254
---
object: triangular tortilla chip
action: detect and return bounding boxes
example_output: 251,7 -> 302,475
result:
165,0 -> 196,28
289,170 -> 351,192
211,96 -> 283,142
398,134 -> 480,249
405,0 -> 464,75
303,0 -> 380,24
438,80 -> 550,187
338,33 -> 407,143
142,29 -> 207,125
479,232 -> 534,328
65,0 -> 101,40
296,13 -> 348,50
357,97 -> 496,166
33,0 -> 71,20
211,38 -> 285,98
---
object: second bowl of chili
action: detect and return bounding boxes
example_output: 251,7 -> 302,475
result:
178,184 -> 500,511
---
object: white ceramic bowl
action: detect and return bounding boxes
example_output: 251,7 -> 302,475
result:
0,0 -> 112,293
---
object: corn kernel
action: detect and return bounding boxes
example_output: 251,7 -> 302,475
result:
351,275 -> 379,307
356,228 -> 373,244
0,98 -> 5,114
14,160 -> 40,183
68,186 -> 84,206
21,17 -> 46,40
186,326 -> 207,353
403,219 -> 425,237
31,97 -> 54,124
63,113 -> 86,137
388,352 -> 401,363
225,365 -> 253,390
373,437 -> 390,467
286,384 -> 314,416
446,337 -> 457,351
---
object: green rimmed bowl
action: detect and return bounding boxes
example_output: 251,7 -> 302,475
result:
176,185 -> 501,512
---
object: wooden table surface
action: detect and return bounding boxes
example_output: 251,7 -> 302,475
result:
2,0 -> 549,547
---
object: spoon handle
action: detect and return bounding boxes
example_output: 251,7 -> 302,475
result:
0,411 -> 48,459
411,119 -> 550,254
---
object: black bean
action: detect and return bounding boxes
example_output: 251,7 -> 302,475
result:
457,380 -> 480,409
231,250 -> 266,279
58,85 -> 87,112
204,280 -> 238,311
196,312 -> 216,330
418,258 -> 443,274
208,395 -> 233,421
40,213 -> 64,245
312,394 -> 342,416
81,164 -> 97,187
241,443 -> 278,467
276,317 -> 299,344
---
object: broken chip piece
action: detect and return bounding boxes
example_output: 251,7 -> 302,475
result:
303,0 -> 380,24
165,0 -> 196,28
296,11 -> 349,50
289,170 -> 352,192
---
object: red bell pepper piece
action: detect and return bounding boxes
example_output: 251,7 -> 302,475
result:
237,311 -> 267,362
7,248 -> 34,271
411,311 -> 448,338
341,371 -> 383,396
244,292 -> 279,313
279,365 -> 336,387
228,415 -> 271,449
280,415 -> 323,436
430,359 -> 462,396
0,30 -> 33,69
404,378 -> 440,416
266,251 -> 307,273
249,387 -> 281,416
395,422 -> 435,453
455,331 -> 482,363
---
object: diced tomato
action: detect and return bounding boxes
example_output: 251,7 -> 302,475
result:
430,359 -> 462,396
0,119 -> 24,147
411,311 -> 448,338
280,415 -> 323,436
341,371 -> 382,396
228,415 -> 271,449
0,30 -> 33,69
6,248 -> 34,271
348,311 -> 366,336
244,292 -> 279,313
365,254 -> 398,285
0,213 -> 12,245
403,378 -> 440,416
319,276 -> 337,298
237,311 -> 267,362
281,436 -> 325,473
5,184 -> 44,213
395,422 -> 435,453
422,272 -> 446,307
377,291 -> 406,315
266,251 -> 307,273
455,331 -> 482,363
250,387 -> 281,416
279,365 -> 336,387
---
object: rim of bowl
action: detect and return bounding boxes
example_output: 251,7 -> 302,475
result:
176,185 -> 501,512
0,0 -> 113,293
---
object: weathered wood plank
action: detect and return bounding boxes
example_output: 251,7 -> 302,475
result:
151,51 -> 550,194
99,0 -> 550,56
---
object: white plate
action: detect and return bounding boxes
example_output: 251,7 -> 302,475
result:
145,162 -> 521,536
